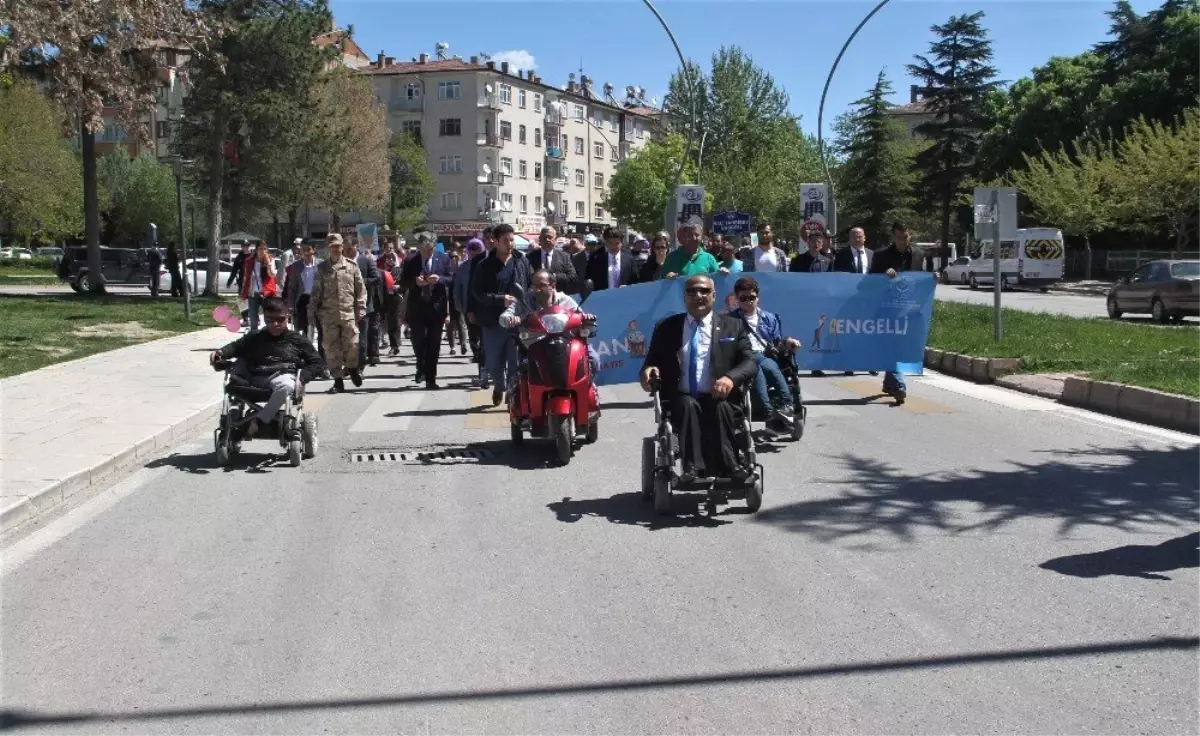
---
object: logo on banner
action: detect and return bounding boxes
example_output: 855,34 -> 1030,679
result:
882,274 -> 921,311
625,320 -> 647,357
809,313 -> 840,354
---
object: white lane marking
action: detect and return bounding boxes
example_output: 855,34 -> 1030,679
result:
348,391 -> 429,433
0,439 -> 206,576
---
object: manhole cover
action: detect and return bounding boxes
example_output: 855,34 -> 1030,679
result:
350,449 -> 496,465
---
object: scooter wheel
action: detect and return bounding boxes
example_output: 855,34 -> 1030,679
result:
585,419 -> 598,444
552,415 -> 572,465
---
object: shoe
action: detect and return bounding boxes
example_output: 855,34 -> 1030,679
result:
678,465 -> 698,484
389,348 -> 399,357
368,357 -> 380,366
811,370 -> 826,377
332,378 -> 345,393
426,381 -> 440,390
459,346 -> 467,356
843,371 -> 854,376
894,388 -> 907,406
729,464 -> 753,482
414,373 -> 425,384
492,387 -> 503,406
869,371 -> 879,376
349,369 -> 363,388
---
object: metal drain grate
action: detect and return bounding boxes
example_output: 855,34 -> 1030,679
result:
351,449 -> 496,465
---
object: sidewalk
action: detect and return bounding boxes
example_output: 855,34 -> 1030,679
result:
1,326 -> 232,533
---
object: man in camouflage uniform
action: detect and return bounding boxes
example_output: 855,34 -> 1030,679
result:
309,233 -> 366,393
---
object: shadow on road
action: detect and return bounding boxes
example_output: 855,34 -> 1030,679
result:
0,637 -> 1193,731
1040,532 -> 1200,580
755,444 -> 1199,543
547,492 -> 732,529
145,449 -> 282,475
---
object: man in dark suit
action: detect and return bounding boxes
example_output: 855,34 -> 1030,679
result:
833,227 -> 874,274
400,231 -> 453,389
525,226 -> 578,293
869,221 -> 922,404
587,227 -> 638,291
640,274 -> 758,480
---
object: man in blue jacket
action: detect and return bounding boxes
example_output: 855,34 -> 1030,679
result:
727,276 -> 801,433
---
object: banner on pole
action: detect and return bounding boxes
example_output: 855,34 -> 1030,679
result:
675,185 -> 706,233
800,183 -> 829,247
973,187 -> 1017,241
355,222 -> 379,252
581,271 -> 936,386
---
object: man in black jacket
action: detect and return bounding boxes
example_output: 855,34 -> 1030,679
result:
400,231 -> 453,389
210,298 -> 325,437
640,275 -> 758,480
470,223 -> 532,405
525,226 -> 578,294
869,221 -> 923,404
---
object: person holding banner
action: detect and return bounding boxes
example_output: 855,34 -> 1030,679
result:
869,222 -> 922,404
639,275 -> 758,482
789,230 -> 834,273
657,223 -> 719,280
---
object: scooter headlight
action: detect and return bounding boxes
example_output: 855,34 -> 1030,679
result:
540,313 -> 569,334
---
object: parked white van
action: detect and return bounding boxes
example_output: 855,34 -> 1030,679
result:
969,228 -> 1065,291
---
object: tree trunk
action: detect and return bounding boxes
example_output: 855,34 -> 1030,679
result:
288,207 -> 297,244
273,213 -> 281,251
1084,234 -> 1093,281
939,184 -> 952,273
81,122 -> 105,294
205,110 -> 226,297
330,209 -> 341,233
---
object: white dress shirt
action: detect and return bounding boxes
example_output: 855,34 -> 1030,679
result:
608,252 -> 621,289
753,246 -> 781,273
299,260 -> 318,295
679,312 -> 713,394
743,309 -> 766,353
850,246 -> 869,274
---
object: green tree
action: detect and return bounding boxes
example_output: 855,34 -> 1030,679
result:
388,132 -> 435,234
833,70 -> 918,248
313,68 -> 391,230
1109,109 -> 1200,256
96,152 -> 181,246
907,11 -> 1001,269
2,0 -> 208,291
1008,139 -> 1117,279
176,0 -> 335,295
605,134 -> 704,235
0,82 -> 83,241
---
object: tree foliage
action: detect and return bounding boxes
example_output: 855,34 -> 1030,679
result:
96,152 -> 181,246
833,70 -> 919,248
312,68 -> 391,229
605,134 -> 705,235
388,132 -> 435,234
0,82 -> 83,240
907,11 -> 1001,267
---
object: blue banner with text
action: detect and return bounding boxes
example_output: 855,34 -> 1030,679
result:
580,272 -> 936,386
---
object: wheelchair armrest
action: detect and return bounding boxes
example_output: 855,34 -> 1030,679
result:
212,358 -> 236,372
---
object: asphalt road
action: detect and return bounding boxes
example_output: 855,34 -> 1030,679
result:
3,342 -> 1198,734
934,282 -> 1198,324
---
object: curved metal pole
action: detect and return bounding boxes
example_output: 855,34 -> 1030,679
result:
817,0 -> 893,235
640,0 -> 697,227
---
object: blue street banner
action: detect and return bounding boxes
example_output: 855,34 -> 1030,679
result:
581,272 -> 936,386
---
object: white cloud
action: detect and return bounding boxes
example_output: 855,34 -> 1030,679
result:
489,49 -> 537,71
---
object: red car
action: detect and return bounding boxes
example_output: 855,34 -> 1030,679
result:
1107,259 -> 1199,323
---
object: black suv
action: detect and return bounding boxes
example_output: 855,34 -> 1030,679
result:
57,245 -> 159,293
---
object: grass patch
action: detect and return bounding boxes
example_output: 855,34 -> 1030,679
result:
929,301 -> 1199,397
0,294 -> 229,378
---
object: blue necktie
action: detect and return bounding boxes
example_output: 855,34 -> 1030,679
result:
688,319 -> 701,397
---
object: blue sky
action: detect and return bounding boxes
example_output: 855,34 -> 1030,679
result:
331,0 -> 1160,137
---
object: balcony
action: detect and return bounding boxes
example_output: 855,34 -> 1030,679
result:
545,178 -> 568,193
545,107 -> 565,126
476,171 -> 507,185
476,132 -> 502,148
545,146 -> 564,160
477,93 -> 502,111
389,96 -> 423,112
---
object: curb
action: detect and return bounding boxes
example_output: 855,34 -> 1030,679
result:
0,401 -> 222,535
924,348 -> 1199,435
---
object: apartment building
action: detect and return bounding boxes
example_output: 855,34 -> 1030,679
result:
87,42 -> 190,159
361,49 -> 654,241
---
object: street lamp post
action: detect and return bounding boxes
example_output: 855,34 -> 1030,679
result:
170,156 -> 193,318
817,0 -> 894,235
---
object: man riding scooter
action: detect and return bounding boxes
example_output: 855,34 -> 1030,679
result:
499,269 -> 599,375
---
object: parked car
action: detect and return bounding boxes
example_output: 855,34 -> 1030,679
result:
1106,259 -> 1199,323
170,259 -> 237,294
57,245 -> 160,292
1,247 -> 33,260
941,256 -> 974,285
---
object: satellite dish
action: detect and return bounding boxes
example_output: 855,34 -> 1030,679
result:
546,201 -> 555,213
603,82 -> 614,96
484,83 -> 493,94
481,163 -> 491,176
625,85 -> 635,98
435,41 -> 449,59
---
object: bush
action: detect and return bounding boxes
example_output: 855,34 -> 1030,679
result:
0,256 -> 58,271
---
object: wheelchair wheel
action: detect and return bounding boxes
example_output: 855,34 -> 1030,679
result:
745,475 -> 763,513
792,406 -> 807,441
214,429 -> 230,467
287,439 -> 302,467
301,413 -> 318,458
653,474 -> 672,515
640,437 -> 654,500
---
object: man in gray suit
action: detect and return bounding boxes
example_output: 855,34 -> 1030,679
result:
400,231 -> 453,389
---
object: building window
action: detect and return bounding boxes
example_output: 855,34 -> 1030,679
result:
593,142 -> 603,159
560,134 -> 568,151
437,81 -> 460,100
439,156 -> 462,174
574,137 -> 584,155
534,93 -> 542,112
500,84 -> 512,104
534,128 -> 542,147
519,160 -> 527,179
518,124 -> 526,144
610,145 -> 618,162
534,162 -> 542,180
535,196 -> 542,212
573,104 -> 584,121
501,192 -> 513,211
636,120 -> 644,139
609,115 -> 618,132
401,120 -> 422,139
101,122 -> 128,142
500,157 -> 513,176
439,118 -> 461,136
595,204 -> 605,219
576,201 -> 585,217
520,195 -> 528,214
518,89 -> 526,108
406,83 -> 421,100
155,121 -> 171,139
594,172 -> 604,189
575,169 -> 585,186
440,192 -> 461,210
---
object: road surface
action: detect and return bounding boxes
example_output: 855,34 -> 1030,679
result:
3,345 -> 1197,734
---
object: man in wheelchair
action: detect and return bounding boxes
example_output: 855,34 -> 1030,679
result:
726,276 -> 801,434
210,298 -> 325,439
639,274 -> 758,481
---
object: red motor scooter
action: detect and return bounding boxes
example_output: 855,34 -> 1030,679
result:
507,282 -> 600,465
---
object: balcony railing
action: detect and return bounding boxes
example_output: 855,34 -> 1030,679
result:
389,96 -> 423,112
545,146 -> 564,160
476,171 -> 507,185
545,178 -> 568,193
477,93 -> 502,110
476,133 -> 502,147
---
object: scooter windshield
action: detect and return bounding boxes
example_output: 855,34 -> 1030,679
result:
539,312 -> 570,334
